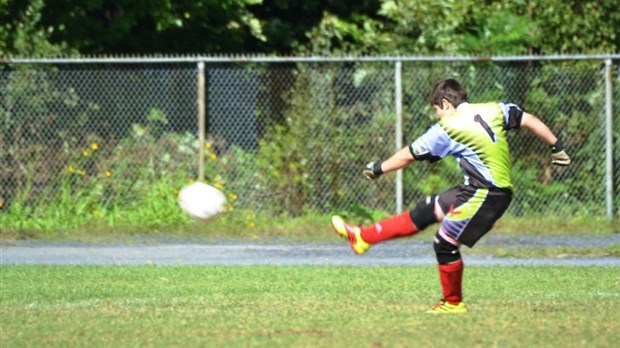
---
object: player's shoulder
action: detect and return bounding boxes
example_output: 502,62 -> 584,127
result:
419,122 -> 451,144
462,102 -> 521,119
425,122 -> 447,136
466,102 -> 504,112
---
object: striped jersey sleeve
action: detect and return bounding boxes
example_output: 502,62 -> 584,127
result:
500,102 -> 523,130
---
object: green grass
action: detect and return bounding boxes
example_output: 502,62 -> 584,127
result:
2,212 -> 617,243
1,265 -> 618,347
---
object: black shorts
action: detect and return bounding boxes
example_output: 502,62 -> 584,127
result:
436,185 -> 512,248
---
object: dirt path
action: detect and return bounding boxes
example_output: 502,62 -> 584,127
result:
2,234 -> 618,266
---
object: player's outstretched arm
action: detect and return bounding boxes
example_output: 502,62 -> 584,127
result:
520,112 -> 571,166
363,147 -> 416,180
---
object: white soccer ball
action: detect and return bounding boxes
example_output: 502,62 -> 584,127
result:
178,182 -> 227,221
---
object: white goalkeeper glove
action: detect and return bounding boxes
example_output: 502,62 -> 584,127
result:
363,162 -> 384,180
550,140 -> 571,166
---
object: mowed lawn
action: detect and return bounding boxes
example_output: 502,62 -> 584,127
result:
1,265 -> 618,347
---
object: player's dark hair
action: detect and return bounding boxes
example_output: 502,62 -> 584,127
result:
430,79 -> 467,107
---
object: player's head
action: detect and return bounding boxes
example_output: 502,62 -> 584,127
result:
430,79 -> 467,113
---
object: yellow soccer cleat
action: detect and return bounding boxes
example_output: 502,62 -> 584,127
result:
331,215 -> 371,255
426,299 -> 468,314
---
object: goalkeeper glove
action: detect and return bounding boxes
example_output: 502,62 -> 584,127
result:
363,161 -> 384,180
550,140 -> 571,166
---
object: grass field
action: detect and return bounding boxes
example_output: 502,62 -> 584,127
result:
1,265 -> 618,347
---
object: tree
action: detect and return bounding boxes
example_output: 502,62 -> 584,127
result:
2,0 -> 382,56
0,0 -> 73,56
525,0 -> 620,54
253,0 -> 382,54
303,0 -> 620,55
35,0 -> 265,54
2,0 -> 619,56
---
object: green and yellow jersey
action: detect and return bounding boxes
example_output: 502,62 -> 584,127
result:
410,102 -> 523,191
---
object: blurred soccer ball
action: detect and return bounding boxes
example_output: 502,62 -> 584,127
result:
178,182 -> 227,221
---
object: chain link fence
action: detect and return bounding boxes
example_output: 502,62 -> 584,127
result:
1,56 -> 618,227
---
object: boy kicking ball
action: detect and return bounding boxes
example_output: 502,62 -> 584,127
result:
332,79 -> 570,313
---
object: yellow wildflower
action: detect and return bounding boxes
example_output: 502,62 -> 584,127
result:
228,193 -> 238,201
209,153 -> 217,161
214,183 -> 223,190
67,165 -> 74,173
104,170 -> 112,177
82,150 -> 89,157
205,143 -> 212,150
90,143 -> 99,151
92,209 -> 100,217
247,222 -> 256,229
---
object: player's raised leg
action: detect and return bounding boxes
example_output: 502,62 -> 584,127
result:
331,195 -> 441,254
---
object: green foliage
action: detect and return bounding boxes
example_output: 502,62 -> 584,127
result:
514,62 -> 609,215
34,0 -> 268,54
378,0 -> 482,54
530,0 -> 620,54
1,65 -> 100,230
304,0 -> 620,55
459,6 -> 536,55
255,63 -> 396,216
0,97 -> 230,234
0,125 -> 193,234
333,203 -> 389,226
0,0 -> 74,56
269,1 -> 382,53
0,0 -> 382,56
3,0 -> 619,57
298,11 -> 389,55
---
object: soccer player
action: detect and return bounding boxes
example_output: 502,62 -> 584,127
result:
331,79 -> 571,314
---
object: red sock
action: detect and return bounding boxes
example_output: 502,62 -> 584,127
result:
438,259 -> 464,304
360,211 -> 419,244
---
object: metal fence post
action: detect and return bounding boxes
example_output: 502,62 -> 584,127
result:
197,61 -> 206,181
604,58 -> 613,220
395,61 -> 403,213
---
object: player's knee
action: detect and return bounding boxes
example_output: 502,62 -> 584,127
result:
409,195 -> 438,230
434,233 -> 461,264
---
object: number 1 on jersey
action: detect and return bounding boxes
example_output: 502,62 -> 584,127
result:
474,114 -> 497,142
